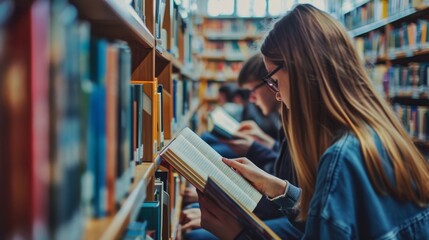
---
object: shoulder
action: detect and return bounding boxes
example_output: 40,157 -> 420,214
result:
311,131 -> 370,212
318,129 -> 385,181
318,132 -> 362,177
306,132 -> 368,236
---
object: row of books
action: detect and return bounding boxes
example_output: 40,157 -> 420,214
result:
366,62 -> 429,98
344,0 -> 388,30
131,0 -> 146,23
203,18 -> 268,39
0,1 -> 164,238
355,30 -> 386,62
201,40 -> 260,60
343,0 -> 429,30
83,37 -> 139,221
354,19 -> 429,62
388,0 -> 427,15
122,170 -> 182,240
393,104 -> 429,140
199,61 -> 244,81
387,19 -> 429,57
202,81 -> 223,99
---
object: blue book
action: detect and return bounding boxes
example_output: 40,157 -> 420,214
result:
122,221 -> 147,240
137,202 -> 161,240
88,38 -> 108,218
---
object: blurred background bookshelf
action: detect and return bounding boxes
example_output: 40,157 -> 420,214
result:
329,0 -> 429,157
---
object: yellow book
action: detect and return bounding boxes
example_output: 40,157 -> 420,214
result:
421,20 -> 427,46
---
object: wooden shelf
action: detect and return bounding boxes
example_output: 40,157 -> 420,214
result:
349,8 -> 417,37
388,48 -> 429,63
391,97 -> 429,106
365,55 -> 387,64
413,139 -> 429,148
172,58 -> 183,72
413,138 -> 429,151
156,49 -> 173,63
203,33 -> 263,41
83,162 -> 156,240
200,54 -> 247,61
70,0 -> 155,48
181,70 -> 199,82
203,97 -> 219,103
204,16 -> 273,20
200,77 -> 238,82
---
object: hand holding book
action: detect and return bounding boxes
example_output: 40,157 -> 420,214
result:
160,127 -> 280,239
237,120 -> 276,149
219,134 -> 254,156
222,158 -> 288,199
197,190 -> 244,240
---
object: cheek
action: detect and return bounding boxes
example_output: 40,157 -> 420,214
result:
278,77 -> 290,107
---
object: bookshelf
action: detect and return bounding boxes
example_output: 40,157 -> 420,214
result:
83,163 -> 155,239
337,0 -> 429,151
196,16 -> 273,100
0,0 -> 201,239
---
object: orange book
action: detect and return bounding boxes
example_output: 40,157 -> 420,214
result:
408,23 -> 416,48
421,20 -> 427,46
106,44 -> 119,214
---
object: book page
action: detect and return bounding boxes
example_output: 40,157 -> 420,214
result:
180,128 -> 262,208
209,107 -> 240,136
168,134 -> 259,211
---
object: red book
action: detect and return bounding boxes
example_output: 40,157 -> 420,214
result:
0,1 -> 49,238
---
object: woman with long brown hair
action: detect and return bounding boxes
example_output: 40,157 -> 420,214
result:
198,4 -> 429,239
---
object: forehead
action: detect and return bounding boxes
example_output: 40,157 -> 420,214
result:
262,56 -> 276,70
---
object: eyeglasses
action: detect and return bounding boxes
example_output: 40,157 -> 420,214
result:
263,65 -> 282,93
249,81 -> 266,94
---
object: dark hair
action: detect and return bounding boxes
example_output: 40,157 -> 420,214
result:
219,83 -> 239,102
237,53 -> 268,86
233,88 -> 250,101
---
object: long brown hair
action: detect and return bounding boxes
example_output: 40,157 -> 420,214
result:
261,4 -> 429,220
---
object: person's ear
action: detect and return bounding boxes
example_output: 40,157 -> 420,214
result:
275,92 -> 282,102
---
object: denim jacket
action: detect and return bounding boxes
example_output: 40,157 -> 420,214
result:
238,130 -> 429,240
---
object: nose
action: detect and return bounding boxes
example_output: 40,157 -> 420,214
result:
249,92 -> 257,103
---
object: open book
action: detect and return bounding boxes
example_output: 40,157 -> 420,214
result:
207,106 -> 241,139
159,127 -> 280,239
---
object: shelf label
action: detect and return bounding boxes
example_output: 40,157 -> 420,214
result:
140,144 -> 144,159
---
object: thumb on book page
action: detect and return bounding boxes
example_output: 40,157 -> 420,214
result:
222,157 -> 248,172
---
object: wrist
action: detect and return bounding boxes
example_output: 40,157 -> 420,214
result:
265,177 -> 287,198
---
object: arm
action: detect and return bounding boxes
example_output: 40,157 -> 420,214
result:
246,141 -> 279,173
198,158 -> 302,239
197,191 -> 243,239
223,158 -> 301,217
222,158 -> 293,199
180,208 -> 201,230
237,121 -> 276,149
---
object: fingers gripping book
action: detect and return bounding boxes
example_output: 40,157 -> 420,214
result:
159,127 -> 280,239
207,106 -> 241,139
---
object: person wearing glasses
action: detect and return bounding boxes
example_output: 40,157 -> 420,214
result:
197,4 -> 429,240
